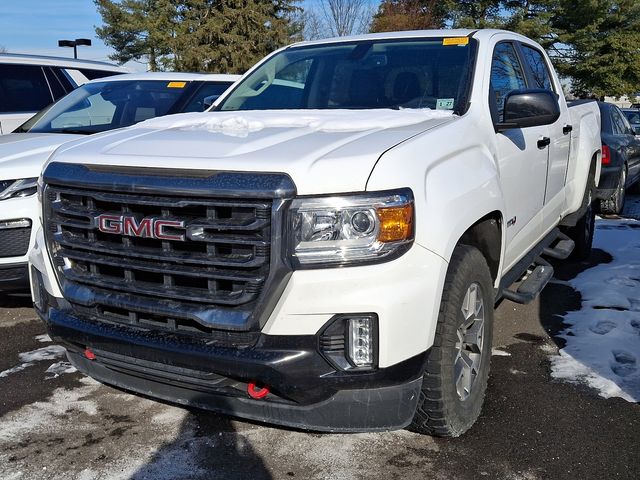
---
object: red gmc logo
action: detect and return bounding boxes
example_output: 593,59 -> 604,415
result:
95,214 -> 186,241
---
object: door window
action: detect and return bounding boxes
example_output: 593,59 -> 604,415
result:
520,45 -> 554,91
489,43 -> 527,122
0,64 -> 53,113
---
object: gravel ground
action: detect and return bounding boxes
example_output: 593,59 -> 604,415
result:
0,194 -> 638,480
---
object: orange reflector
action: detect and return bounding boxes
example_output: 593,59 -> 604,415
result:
167,81 -> 186,88
376,204 -> 413,243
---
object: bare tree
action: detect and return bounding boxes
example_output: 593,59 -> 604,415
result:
0,45 -> 7,53
301,8 -> 325,41
320,0 -> 374,37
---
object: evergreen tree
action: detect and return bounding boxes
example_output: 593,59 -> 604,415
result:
95,0 -> 300,73
551,0 -> 640,98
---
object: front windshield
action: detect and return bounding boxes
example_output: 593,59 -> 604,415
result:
218,38 -> 475,113
623,110 -> 640,125
19,80 -> 192,134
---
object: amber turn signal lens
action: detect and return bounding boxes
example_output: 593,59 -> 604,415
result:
376,204 -> 413,242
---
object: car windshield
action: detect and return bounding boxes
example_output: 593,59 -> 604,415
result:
623,110 -> 640,125
217,38 -> 475,113
17,80 -> 212,135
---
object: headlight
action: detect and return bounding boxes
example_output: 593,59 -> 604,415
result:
0,178 -> 38,200
289,189 -> 414,267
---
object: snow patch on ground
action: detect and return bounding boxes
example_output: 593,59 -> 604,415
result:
550,219 -> 640,402
45,361 -> 77,379
492,348 -> 511,356
136,109 -> 455,137
0,345 -> 66,378
0,377 -> 100,442
35,333 -> 52,343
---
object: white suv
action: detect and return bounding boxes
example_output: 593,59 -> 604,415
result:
0,53 -> 127,135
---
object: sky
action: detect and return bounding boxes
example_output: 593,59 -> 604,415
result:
0,1 -> 116,63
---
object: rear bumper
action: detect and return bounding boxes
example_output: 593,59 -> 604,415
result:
36,289 -> 425,432
596,165 -> 623,199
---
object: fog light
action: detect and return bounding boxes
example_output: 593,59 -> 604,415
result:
348,316 -> 374,367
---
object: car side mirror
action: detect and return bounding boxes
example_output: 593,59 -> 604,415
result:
496,89 -> 560,132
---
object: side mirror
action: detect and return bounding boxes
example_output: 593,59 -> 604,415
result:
203,94 -> 220,111
496,89 -> 560,132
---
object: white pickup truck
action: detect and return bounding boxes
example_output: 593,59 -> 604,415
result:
30,29 -> 601,437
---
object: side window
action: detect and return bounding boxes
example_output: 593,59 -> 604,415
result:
0,64 -> 53,113
521,45 -> 554,91
490,43 -> 527,122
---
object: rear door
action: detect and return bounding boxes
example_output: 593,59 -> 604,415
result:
490,41 -> 549,269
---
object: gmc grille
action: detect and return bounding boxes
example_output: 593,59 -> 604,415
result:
43,163 -> 295,339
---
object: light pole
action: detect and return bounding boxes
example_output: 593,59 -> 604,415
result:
58,38 -> 92,59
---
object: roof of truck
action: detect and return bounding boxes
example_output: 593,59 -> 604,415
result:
289,29 -> 533,48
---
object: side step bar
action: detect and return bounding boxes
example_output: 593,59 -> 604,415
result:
501,259 -> 554,304
498,229 -> 575,304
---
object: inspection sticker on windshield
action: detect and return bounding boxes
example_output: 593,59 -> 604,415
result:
167,81 -> 186,88
436,98 -> 455,110
443,37 -> 469,46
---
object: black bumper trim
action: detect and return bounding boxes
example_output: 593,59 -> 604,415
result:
67,349 -> 422,432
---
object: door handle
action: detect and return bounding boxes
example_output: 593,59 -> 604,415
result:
537,137 -> 551,149
563,124 -> 573,135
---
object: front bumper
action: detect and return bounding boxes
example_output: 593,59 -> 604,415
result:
35,287 -> 424,432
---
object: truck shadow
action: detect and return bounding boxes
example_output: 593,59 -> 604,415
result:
127,395 -> 274,480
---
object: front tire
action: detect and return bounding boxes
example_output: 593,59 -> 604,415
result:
409,245 -> 494,437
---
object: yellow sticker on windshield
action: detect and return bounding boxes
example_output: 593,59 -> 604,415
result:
167,81 -> 186,88
443,37 -> 469,46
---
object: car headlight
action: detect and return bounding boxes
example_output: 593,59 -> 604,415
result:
0,178 -> 38,200
289,189 -> 414,267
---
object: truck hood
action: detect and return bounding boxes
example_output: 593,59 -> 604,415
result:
49,110 -> 456,194
0,133 -> 84,180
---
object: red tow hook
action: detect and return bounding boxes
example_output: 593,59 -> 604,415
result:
84,348 -> 96,360
247,382 -> 270,400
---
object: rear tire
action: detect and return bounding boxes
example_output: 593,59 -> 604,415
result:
567,190 -> 596,261
409,245 -> 493,437
600,166 -> 627,215
565,160 -> 597,261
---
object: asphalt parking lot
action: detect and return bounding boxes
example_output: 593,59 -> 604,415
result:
1,196 -> 639,480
